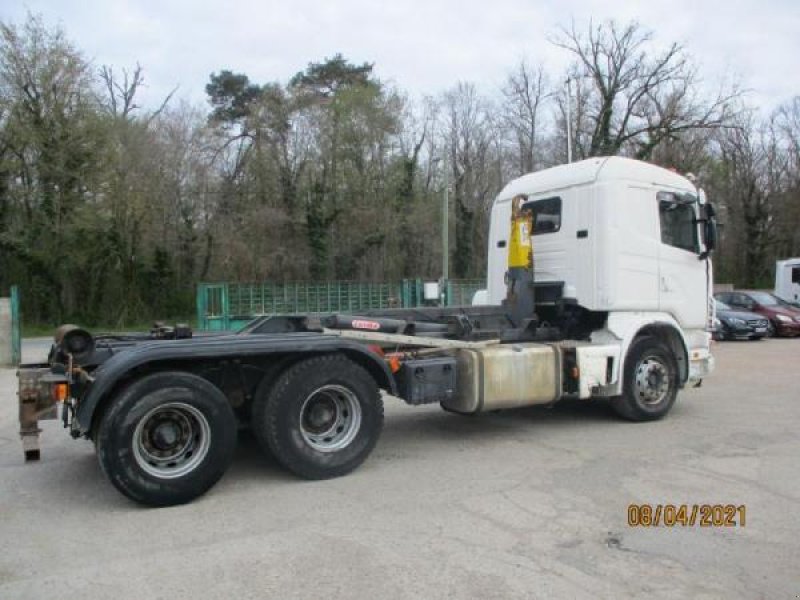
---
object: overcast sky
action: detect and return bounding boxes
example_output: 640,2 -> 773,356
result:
3,0 -> 799,111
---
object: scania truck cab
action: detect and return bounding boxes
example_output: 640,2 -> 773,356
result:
484,156 -> 716,396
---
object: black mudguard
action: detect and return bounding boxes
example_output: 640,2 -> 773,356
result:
74,332 -> 397,435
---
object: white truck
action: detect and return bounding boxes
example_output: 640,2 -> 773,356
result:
775,258 -> 800,305
17,156 -> 717,506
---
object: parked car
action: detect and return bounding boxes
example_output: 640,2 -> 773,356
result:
712,299 -> 769,340
715,290 -> 800,337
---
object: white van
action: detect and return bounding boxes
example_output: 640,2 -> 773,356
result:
775,258 -> 800,305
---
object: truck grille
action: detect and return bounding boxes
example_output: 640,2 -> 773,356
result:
747,319 -> 767,327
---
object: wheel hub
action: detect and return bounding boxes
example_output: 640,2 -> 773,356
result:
133,402 -> 211,479
299,385 -> 362,452
634,358 -> 670,405
150,419 -> 182,450
303,398 -> 338,434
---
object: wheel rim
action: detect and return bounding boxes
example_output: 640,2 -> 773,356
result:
633,357 -> 671,406
299,384 -> 362,452
132,402 -> 211,479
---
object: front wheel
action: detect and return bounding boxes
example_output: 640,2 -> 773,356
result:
95,371 -> 237,506
251,354 -> 384,480
611,336 -> 679,422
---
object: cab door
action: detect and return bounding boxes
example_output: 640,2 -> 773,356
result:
657,191 -> 708,328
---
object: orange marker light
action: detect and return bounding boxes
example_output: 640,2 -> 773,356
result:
52,383 -> 69,403
385,354 -> 402,374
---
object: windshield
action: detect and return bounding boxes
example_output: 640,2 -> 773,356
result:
715,300 -> 731,311
748,291 -> 780,306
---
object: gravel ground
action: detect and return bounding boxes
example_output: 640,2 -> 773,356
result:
0,338 -> 798,599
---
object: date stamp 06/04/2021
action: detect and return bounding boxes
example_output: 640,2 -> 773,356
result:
627,504 -> 747,527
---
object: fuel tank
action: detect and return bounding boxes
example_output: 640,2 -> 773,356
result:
442,344 -> 561,414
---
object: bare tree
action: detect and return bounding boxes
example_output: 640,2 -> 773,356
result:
100,63 -> 175,123
553,19 -> 740,159
441,82 -> 502,277
713,112 -> 790,285
770,97 -> 800,259
501,60 -> 550,174
100,64 -> 142,118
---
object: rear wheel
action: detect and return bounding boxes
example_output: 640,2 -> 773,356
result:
95,371 -> 237,506
612,336 -> 679,422
251,354 -> 384,480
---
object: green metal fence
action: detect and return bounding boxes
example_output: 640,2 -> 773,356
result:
196,279 -> 486,331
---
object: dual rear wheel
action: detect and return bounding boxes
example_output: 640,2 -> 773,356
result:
95,355 -> 383,506
251,354 -> 384,480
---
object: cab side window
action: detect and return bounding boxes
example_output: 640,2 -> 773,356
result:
657,191 -> 697,253
523,197 -> 561,235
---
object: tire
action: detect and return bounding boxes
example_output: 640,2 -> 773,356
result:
766,321 -> 777,338
251,354 -> 384,480
95,371 -> 237,507
611,336 -> 679,422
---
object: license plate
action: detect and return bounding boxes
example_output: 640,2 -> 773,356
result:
755,327 -> 767,333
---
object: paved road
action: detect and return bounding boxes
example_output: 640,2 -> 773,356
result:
1,339 -> 798,598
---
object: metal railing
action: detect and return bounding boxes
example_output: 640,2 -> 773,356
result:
196,279 -> 486,331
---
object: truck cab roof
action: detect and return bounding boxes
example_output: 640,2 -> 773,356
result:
496,156 -> 696,201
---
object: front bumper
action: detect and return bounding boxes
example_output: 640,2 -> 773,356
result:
722,322 -> 768,339
688,347 -> 715,383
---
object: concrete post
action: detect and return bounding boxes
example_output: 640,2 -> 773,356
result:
0,297 -> 11,366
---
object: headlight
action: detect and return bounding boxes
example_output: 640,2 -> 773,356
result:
776,314 -> 792,322
725,317 -> 747,327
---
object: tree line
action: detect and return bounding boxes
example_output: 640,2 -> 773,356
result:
1,14 -> 798,326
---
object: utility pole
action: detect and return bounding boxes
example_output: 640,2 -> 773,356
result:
565,77 -> 573,164
441,157 -> 449,305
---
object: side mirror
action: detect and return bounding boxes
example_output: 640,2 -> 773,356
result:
699,202 -> 717,258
